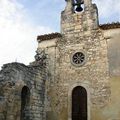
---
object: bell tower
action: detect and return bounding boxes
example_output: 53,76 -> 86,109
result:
37,1 -> 109,120
61,0 -> 99,34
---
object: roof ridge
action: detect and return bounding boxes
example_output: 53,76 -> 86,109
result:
37,32 -> 62,42
99,22 -> 120,30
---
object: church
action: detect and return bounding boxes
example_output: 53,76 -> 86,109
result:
0,0 -> 120,120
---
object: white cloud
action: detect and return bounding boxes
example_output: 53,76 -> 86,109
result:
0,0 -> 53,69
93,0 -> 120,22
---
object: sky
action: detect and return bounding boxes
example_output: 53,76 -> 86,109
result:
0,0 -> 120,69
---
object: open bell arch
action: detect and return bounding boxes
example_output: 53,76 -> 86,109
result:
65,0 -> 92,12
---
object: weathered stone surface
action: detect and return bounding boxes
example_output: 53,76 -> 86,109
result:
0,62 -> 46,120
0,0 -> 120,120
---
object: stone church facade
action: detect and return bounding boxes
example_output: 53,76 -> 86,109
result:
0,0 -> 120,120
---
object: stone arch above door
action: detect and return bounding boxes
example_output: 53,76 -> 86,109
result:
68,82 -> 90,120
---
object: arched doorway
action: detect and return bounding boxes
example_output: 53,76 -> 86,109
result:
20,86 -> 30,120
72,86 -> 87,120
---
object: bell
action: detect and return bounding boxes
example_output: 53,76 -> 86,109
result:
76,4 -> 83,12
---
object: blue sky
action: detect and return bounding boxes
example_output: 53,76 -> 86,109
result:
0,0 -> 120,68
17,0 -> 65,31
18,0 -> 120,30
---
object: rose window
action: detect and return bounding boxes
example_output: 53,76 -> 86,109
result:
72,52 -> 85,66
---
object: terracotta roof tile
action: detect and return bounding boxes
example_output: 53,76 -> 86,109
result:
37,32 -> 62,42
99,22 -> 120,30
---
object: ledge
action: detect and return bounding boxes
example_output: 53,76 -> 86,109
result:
99,22 -> 120,30
37,33 -> 62,42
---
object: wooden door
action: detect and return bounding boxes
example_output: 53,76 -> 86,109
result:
72,86 -> 87,120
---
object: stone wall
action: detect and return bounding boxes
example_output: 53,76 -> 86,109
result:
103,28 -> 120,119
0,62 -> 46,120
0,0 -> 119,120
42,0 -> 110,120
103,28 -> 120,76
46,31 -> 110,120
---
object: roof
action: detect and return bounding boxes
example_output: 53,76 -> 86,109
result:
99,22 -> 120,30
37,33 -> 62,42
37,22 -> 120,42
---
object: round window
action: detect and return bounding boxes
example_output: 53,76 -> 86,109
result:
72,52 -> 86,66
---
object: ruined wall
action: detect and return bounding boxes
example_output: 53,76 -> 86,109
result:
0,62 -> 46,120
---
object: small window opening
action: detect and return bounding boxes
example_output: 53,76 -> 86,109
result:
20,86 -> 30,120
73,0 -> 84,12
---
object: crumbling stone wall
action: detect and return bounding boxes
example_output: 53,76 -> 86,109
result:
0,62 -> 46,120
